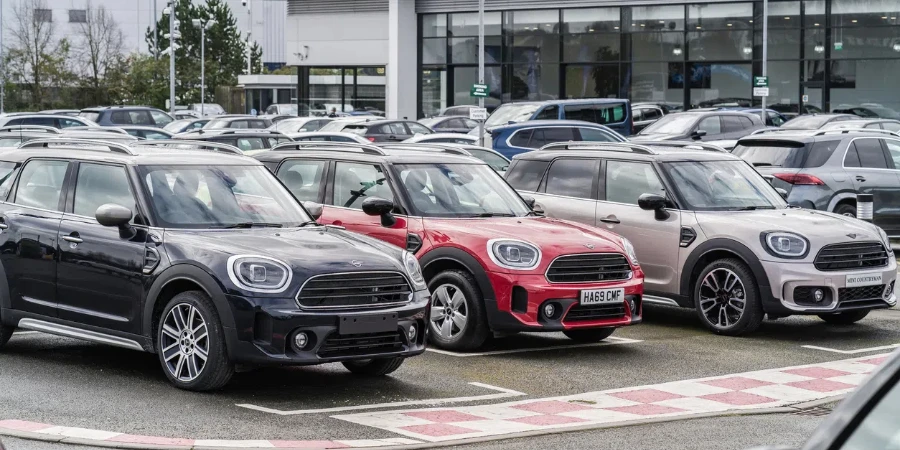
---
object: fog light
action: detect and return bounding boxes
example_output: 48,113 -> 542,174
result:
408,324 -> 417,341
885,284 -> 894,300
294,332 -> 309,350
813,289 -> 825,303
543,303 -> 556,319
629,299 -> 637,314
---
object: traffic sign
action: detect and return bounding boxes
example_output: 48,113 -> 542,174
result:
469,107 -> 488,121
753,76 -> 769,88
470,84 -> 489,98
753,87 -> 770,97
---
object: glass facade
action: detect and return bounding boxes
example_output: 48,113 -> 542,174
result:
298,67 -> 386,116
418,0 -> 900,118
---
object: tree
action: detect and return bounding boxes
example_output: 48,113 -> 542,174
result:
5,0 -> 72,107
73,1 -> 125,105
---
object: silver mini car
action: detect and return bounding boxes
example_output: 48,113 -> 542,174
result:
505,141 -> 897,335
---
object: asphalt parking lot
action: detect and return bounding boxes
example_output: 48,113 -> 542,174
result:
2,299 -> 899,447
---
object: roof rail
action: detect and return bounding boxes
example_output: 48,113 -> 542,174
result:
750,128 -> 817,135
18,138 -> 135,155
378,143 -> 474,156
132,139 -> 244,155
218,129 -> 277,135
814,128 -> 900,137
0,125 -> 60,134
638,141 -> 728,152
538,141 -> 657,155
66,126 -> 129,135
270,141 -> 386,155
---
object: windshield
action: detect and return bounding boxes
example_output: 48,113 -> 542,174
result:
662,160 -> 786,211
867,106 -> 900,119
395,163 -> 530,218
640,114 -> 698,135
782,115 -> 831,129
138,165 -> 311,228
484,104 -> 540,128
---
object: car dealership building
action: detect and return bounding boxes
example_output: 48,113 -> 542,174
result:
283,0 -> 900,119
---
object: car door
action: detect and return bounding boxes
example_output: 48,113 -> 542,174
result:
531,157 -> 600,227
275,159 -> 328,204
1,159 -> 69,317
843,137 -> 900,234
596,159 -> 682,293
876,139 -> 900,237
56,162 -> 147,333
320,161 -> 408,248
694,115 -> 725,141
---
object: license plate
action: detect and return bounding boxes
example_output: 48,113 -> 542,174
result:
845,273 -> 883,288
580,288 -> 625,305
338,312 -> 399,335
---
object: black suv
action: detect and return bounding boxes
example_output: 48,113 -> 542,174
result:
175,129 -> 292,154
0,138 -> 429,391
79,106 -> 175,128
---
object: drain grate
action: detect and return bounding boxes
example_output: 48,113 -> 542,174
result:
792,405 -> 834,417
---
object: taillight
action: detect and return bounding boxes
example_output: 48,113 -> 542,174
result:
367,137 -> 376,142
772,173 -> 824,185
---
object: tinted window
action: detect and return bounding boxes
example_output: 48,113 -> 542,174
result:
564,104 -> 594,122
23,117 -> 56,127
844,145 -> 861,167
545,159 -> 596,199
530,127 -> 576,148
129,111 -> 153,125
150,110 -> 173,126
407,122 -> 431,135
110,111 -> 130,124
508,129 -> 533,148
445,118 -> 466,129
330,135 -> 358,142
236,138 -> 266,151
505,159 -> 549,191
853,139 -> 889,169
804,141 -> 841,167
14,160 -> 68,210
739,116 -> 755,128
73,164 -> 136,218
578,127 -> 617,142
332,162 -> 393,209
722,116 -> 745,133
463,119 -> 479,129
58,118 -> 84,128
534,105 -> 558,120
388,123 -> 408,135
605,161 -> 664,205
276,160 -> 326,202
884,140 -> 900,169
644,108 -> 662,120
248,120 -> 268,129
697,116 -> 722,135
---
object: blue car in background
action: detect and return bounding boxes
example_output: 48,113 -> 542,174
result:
488,120 -> 626,159
473,99 -> 634,138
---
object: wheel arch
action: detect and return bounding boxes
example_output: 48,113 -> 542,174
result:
827,191 -> 858,213
419,247 -> 498,327
680,238 -> 776,311
0,263 -> 11,325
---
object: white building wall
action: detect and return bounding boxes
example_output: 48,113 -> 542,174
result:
285,11 -> 389,66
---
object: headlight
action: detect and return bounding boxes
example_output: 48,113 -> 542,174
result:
877,226 -> 890,247
621,237 -> 640,267
227,255 -> 292,293
488,239 -> 541,270
403,251 -> 427,291
760,231 -> 809,259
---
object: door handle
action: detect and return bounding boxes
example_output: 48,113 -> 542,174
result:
599,217 -> 621,224
62,235 -> 83,244
0,223 -> 8,230
856,176 -> 867,182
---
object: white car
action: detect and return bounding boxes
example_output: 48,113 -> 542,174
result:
270,117 -> 334,134
0,114 -> 97,129
404,133 -> 479,145
286,131 -> 371,143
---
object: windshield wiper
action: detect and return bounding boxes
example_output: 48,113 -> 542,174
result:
219,222 -> 284,229
732,206 -> 776,211
468,213 -> 517,218
298,220 -> 320,227
752,162 -> 780,167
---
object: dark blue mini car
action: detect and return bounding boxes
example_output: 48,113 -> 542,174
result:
487,120 -> 626,159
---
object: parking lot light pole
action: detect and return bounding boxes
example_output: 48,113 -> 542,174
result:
1,2 -> 5,114
477,0 -> 485,147
193,18 -> 216,116
164,1 -> 178,114
761,0 -> 768,123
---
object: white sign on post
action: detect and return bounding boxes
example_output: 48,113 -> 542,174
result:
753,87 -> 770,97
470,107 -> 488,121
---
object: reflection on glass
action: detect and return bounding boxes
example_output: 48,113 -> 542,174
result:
509,35 -> 560,63
803,0 -> 826,28
508,64 -> 559,101
758,1 -> 800,27
831,60 -> 900,114
454,66 -> 501,107
832,0 -> 900,27
625,5 -> 685,32
755,30 -> 800,60
421,69 -> 447,118
689,63 -> 753,107
422,14 -> 447,38
423,38 -> 447,65
449,12 -> 502,36
562,7 -> 620,33
451,36 -> 502,64
566,65 -> 620,99
628,62 -> 685,103
508,9 -> 560,33
688,3 -> 753,30
688,30 -> 753,60
563,34 -> 620,62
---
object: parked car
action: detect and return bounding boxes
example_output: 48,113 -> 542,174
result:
39,109 -> 81,116
489,120 -> 626,159
833,104 -> 900,120
256,142 -> 644,350
264,104 -> 299,116
632,111 -> 765,143
735,109 -> 790,127
438,105 -> 481,117
203,115 -> 272,130
506,141 -> 897,335
0,137 -> 429,390
633,102 -> 684,114
320,119 -> 433,142
175,129 -> 292,155
317,117 -> 383,132
79,106 -> 174,128
174,111 -> 201,120
185,103 -> 227,117
632,104 -> 668,133
0,125 -> 61,147
731,129 -> 900,244
404,133 -> 479,145
419,116 -> 479,134
260,114 -> 296,124
270,117 -> 334,134
287,132 -> 371,143
164,118 -> 210,134
0,114 -> 97,129
379,142 -> 511,173
769,103 -> 823,119
820,119 -> 900,133
780,113 -> 858,130
477,99 -> 633,137
119,126 -> 174,140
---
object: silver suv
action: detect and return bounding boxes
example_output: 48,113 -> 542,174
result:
732,129 -> 900,249
505,141 -> 897,335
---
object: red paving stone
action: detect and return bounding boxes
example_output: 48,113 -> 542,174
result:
858,356 -> 889,366
787,379 -> 856,393
404,410 -> 486,423
606,404 -> 688,416
610,389 -> 685,404
703,377 -> 774,391
782,367 -> 851,379
400,423 -> 479,438
511,400 -> 594,414
701,391 -> 778,406
511,414 -> 589,426
0,420 -> 53,432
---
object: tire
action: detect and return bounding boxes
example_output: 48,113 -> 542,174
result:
693,258 -> 764,336
0,324 -> 11,349
835,203 -> 857,218
342,357 -> 405,376
818,310 -> 870,325
157,291 -> 234,391
427,270 -> 490,351
563,328 -> 615,342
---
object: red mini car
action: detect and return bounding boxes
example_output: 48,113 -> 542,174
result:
256,142 -> 644,350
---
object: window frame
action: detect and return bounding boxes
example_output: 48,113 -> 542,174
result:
275,158 -> 330,204
842,137 -> 892,170
68,161 -> 141,221
326,160 -> 399,211
541,157 -> 601,200
11,159 -> 71,212
68,9 -> 87,23
600,158 -> 667,206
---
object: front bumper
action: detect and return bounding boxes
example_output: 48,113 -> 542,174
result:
223,290 -> 430,365
760,258 -> 897,314
484,271 -> 644,332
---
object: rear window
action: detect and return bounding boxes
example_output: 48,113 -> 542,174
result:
564,103 -> 627,125
505,159 -> 549,191
733,140 -> 808,168
343,125 -> 369,136
782,115 -> 830,129
79,112 -> 100,122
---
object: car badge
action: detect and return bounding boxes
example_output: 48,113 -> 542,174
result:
846,233 -> 857,239
350,260 -> 363,267
584,243 -> 595,250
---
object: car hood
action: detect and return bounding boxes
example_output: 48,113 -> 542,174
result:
630,133 -> 683,141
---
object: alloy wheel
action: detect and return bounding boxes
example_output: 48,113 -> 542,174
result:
698,268 -> 746,329
430,284 -> 468,340
161,303 -> 209,382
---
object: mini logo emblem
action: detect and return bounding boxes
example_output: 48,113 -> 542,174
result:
847,233 -> 858,239
584,243 -> 595,250
350,260 -> 363,267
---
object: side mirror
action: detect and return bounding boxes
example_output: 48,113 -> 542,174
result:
638,193 -> 670,220
691,129 -> 707,140
775,187 -> 788,200
362,197 -> 397,227
302,201 -> 323,220
95,204 -> 133,228
521,195 -> 544,216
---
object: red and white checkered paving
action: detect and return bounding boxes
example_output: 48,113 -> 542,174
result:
333,354 -> 890,442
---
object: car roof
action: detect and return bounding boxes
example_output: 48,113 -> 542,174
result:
4,114 -> 87,120
80,106 -> 157,112
512,141 -> 739,163
491,120 -> 615,131
255,145 -> 484,166
0,140 -> 259,166
177,129 -> 285,138
287,131 -> 362,138
738,128 -> 897,143
119,125 -> 170,131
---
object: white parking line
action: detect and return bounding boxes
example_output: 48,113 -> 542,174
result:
802,343 -> 900,354
426,336 -> 642,357
235,382 -> 527,415
13,331 -> 39,335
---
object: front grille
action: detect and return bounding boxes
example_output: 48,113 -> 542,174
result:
838,284 -> 886,305
814,242 -> 889,271
564,304 -> 627,322
546,254 -> 631,283
317,331 -> 404,358
297,272 -> 412,309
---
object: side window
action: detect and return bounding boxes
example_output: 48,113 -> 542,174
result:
767,113 -> 785,127
722,116 -> 745,133
249,120 -> 268,129
882,122 -> 900,132
741,116 -> 755,128
129,111 -> 153,125
150,111 -> 173,126
545,159 -> 597,199
190,121 -> 205,130
644,108 -> 662,120
605,161 -> 665,205
407,122 -> 431,135
853,139 -> 889,169
332,162 -> 393,209
463,119 -> 479,129
0,162 -> 21,200
446,118 -> 466,129
697,116 -> 722,135
631,109 -> 644,122
110,111 -> 132,124
534,105 -> 559,120
563,105 -> 592,122
578,127 -> 617,142
532,127 -> 576,148
58,118 -> 84,128
594,103 -> 626,124
505,159 -> 549,191
232,121 -> 248,129
144,131 -> 169,140
5,119 -> 23,126
23,117 -> 56,127
73,164 -> 136,218
866,123 -> 882,129
330,135 -> 357,142
844,144 -> 861,167
508,129 -> 533,148
276,160 -> 326,202
883,140 -> 900,169
14,160 -> 69,210
236,138 -> 266,151
266,106 -> 277,114
389,123 -> 409,135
